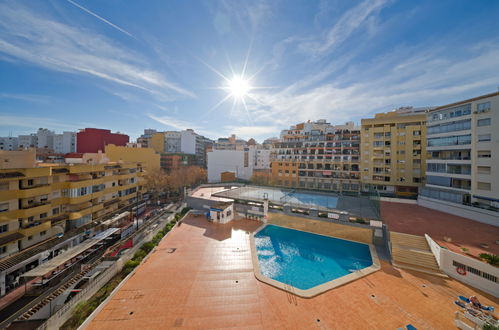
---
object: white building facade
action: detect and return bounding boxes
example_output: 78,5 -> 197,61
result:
419,92 -> 499,225
0,137 -> 18,151
53,131 -> 76,154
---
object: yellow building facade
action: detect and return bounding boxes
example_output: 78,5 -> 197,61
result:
0,153 -> 144,259
360,108 -> 428,197
105,144 -> 160,171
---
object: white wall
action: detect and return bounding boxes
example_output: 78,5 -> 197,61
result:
254,148 -> 271,169
180,130 -> 196,154
207,149 -> 254,182
425,234 -> 499,298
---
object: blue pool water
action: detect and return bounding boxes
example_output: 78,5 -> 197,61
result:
236,187 -> 338,209
254,225 -> 373,290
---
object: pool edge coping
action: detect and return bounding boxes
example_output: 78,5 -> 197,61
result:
250,223 -> 381,298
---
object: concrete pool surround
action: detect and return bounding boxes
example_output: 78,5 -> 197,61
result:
250,224 -> 381,298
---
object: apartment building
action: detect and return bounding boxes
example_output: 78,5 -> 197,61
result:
271,120 -> 361,192
148,129 -> 212,169
0,150 -> 144,260
53,131 -> 77,154
419,92 -> 499,221
0,137 -> 18,151
360,107 -> 429,197
76,128 -> 129,153
137,129 -> 158,148
214,134 -> 248,150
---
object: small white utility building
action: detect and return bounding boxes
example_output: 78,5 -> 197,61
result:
209,202 -> 234,224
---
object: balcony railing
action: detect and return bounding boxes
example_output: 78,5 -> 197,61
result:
19,183 -> 50,190
20,201 -> 50,209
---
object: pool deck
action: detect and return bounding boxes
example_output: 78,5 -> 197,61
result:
382,201 -> 499,256
84,215 -> 498,330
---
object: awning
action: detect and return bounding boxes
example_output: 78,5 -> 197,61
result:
22,228 -> 119,278
0,232 -> 24,246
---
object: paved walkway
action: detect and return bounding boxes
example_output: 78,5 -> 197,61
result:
382,202 -> 499,256
85,215 -> 497,329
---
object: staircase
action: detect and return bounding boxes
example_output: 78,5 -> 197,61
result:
390,232 -> 447,277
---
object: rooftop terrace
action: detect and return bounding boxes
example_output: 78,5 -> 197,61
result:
84,214 -> 498,329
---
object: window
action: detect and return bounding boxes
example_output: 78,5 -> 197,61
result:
0,246 -> 6,254
0,203 -> 8,212
52,208 -> 59,215
478,134 -> 491,142
477,101 -> 491,113
0,224 -> 8,233
28,236 -> 33,241
477,166 -> 491,174
477,150 -> 491,158
27,179 -> 33,186
40,231 -> 46,236
477,118 -> 491,126
427,134 -> 471,147
477,182 -> 491,191
40,213 -> 47,219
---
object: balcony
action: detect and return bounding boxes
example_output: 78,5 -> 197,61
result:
51,214 -> 69,225
19,221 -> 51,237
18,184 -> 51,198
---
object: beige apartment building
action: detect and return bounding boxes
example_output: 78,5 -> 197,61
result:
361,107 -> 429,197
419,92 -> 499,224
271,120 -> 361,192
0,150 -> 144,259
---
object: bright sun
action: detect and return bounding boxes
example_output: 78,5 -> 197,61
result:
227,76 -> 251,98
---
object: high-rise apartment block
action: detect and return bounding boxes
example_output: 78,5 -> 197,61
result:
271,120 -> 361,192
420,92 -> 499,217
361,107 -> 429,197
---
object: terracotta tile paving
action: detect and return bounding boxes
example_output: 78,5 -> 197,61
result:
85,215 -> 498,330
382,202 -> 499,256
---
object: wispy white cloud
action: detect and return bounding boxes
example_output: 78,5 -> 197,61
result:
249,42 -> 499,129
66,0 -> 136,39
147,114 -> 201,131
0,114 -> 96,132
0,93 -> 52,104
300,0 -> 391,57
0,2 -> 195,100
222,125 -> 279,140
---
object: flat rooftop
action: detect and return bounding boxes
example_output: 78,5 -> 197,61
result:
190,186 -> 235,202
85,215 -> 497,329
382,202 -> 499,256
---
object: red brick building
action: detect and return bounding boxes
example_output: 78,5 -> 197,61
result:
76,128 -> 129,153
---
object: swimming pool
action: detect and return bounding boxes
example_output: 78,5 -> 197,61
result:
253,225 -> 373,291
218,187 -> 338,209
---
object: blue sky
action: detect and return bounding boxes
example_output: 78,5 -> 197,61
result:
1,0 -> 499,142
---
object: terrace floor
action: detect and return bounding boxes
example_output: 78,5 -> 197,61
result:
382,202 -> 499,256
85,215 -> 498,330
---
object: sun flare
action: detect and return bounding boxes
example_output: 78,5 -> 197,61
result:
227,76 -> 251,98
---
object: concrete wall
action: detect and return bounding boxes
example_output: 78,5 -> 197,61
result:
418,195 -> 498,226
207,149 -> 254,182
425,235 -> 498,298
267,213 -> 373,244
